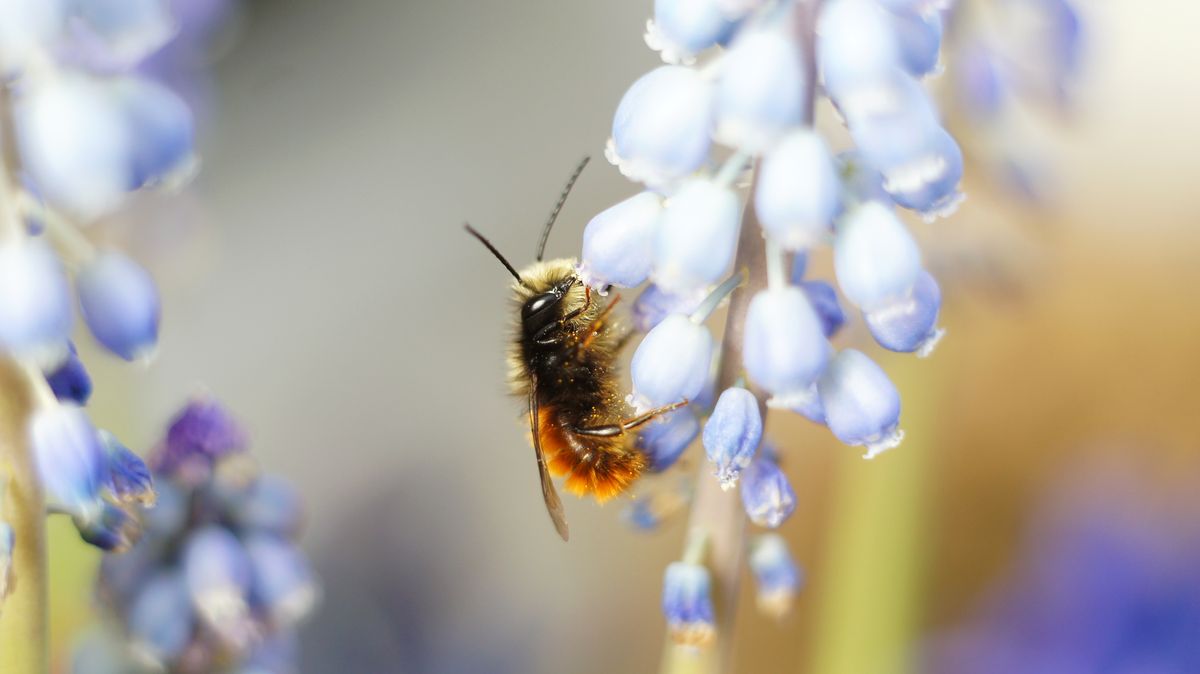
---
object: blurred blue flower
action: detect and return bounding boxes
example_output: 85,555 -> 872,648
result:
662,561 -> 716,647
800,280 -> 846,338
0,239 -> 73,363
631,283 -> 706,333
638,407 -> 701,472
86,399 -> 317,673
716,28 -> 806,153
77,250 -> 161,361
44,342 -> 93,405
888,6 -> 942,78
740,454 -> 796,528
702,386 -> 761,489
923,465 -> 1200,674
749,533 -> 802,619
29,403 -> 108,519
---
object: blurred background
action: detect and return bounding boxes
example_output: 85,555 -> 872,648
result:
51,1 -> 1200,672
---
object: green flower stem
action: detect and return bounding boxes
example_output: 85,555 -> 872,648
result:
0,360 -> 48,674
0,78 -> 50,674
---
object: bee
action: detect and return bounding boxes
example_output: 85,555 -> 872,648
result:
465,157 -> 687,541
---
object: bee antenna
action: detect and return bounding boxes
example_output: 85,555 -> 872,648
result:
465,223 -> 524,285
535,155 -> 590,262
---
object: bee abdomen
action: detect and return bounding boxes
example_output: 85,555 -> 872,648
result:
538,407 -> 645,502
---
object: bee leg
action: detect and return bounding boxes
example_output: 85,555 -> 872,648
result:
534,286 -> 594,345
571,400 -> 690,437
572,294 -> 622,355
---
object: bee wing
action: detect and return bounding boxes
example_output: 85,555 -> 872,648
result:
529,378 -> 569,542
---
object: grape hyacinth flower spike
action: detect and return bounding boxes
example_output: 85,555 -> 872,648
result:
581,0 -> 975,664
77,399 -> 319,674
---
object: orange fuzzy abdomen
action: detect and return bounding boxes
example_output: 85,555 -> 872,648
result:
538,406 -> 644,502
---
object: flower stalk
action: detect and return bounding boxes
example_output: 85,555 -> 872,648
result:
0,77 -> 49,674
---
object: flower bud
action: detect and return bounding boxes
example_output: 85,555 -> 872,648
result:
743,286 -> 831,406
245,534 -> 319,628
865,269 -> 942,355
800,280 -> 846,338
609,66 -> 714,187
741,456 -> 796,528
577,191 -> 661,290
630,314 -> 714,412
77,250 -> 161,361
833,202 -> 921,312
662,561 -> 715,647
0,240 -> 73,363
755,130 -> 840,250
702,387 -> 761,489
638,408 -> 701,472
749,534 -> 803,619
45,342 -> 93,405
73,500 -> 141,552
65,0 -> 177,69
127,570 -> 194,667
889,7 -> 942,78
232,476 -> 305,538
100,431 -> 155,506
29,404 -> 107,517
184,526 -> 254,646
116,76 -> 196,189
716,29 -> 806,153
631,283 -> 706,333
654,179 -> 740,294
649,0 -> 739,63
817,349 -> 903,458
818,0 -> 900,101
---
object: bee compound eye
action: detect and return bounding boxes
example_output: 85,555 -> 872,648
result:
523,293 -> 558,319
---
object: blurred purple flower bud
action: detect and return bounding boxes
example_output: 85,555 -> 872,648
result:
662,561 -> 715,647
743,286 -> 831,407
818,0 -> 900,101
115,76 -> 196,189
45,342 -> 93,405
749,533 -> 803,619
755,130 -> 840,250
833,202 -> 921,312
29,404 -> 107,517
77,250 -> 161,361
16,74 -> 134,218
63,0 -> 178,69
154,396 -> 247,476
783,386 -> 825,425
649,0 -> 739,63
741,455 -> 796,528
817,349 -> 903,458
888,7 -> 942,78
630,314 -> 713,412
715,29 -> 806,153
865,269 -> 943,355
127,570 -> 194,667
99,430 -> 155,506
653,179 -> 740,294
800,280 -> 845,338
577,191 -> 661,290
702,387 -> 761,489
0,240 -> 73,363
637,407 -> 700,472
73,500 -> 140,552
632,283 -> 706,333
184,526 -> 254,645
232,476 -> 304,538
245,534 -> 319,628
608,66 -> 714,187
